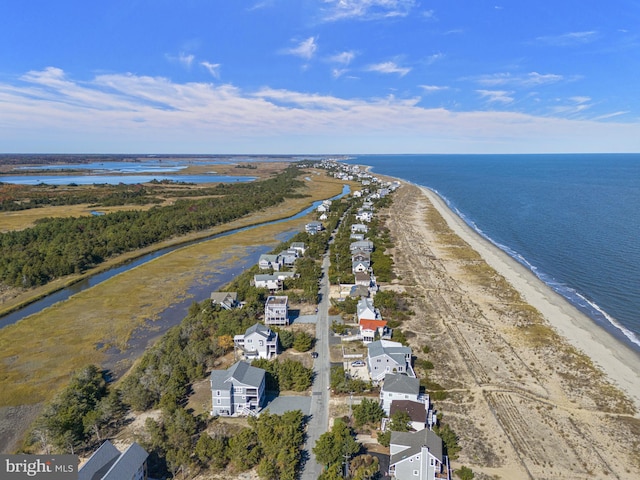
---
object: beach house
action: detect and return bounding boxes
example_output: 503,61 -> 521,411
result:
264,295 -> 289,325
210,361 -> 266,416
234,323 -> 279,359
389,430 -> 448,480
79,440 -> 148,480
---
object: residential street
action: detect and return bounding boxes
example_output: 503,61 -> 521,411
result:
300,240 -> 333,480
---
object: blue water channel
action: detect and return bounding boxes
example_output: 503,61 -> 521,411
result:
0,184 -> 350,330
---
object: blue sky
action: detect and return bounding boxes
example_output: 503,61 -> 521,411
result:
1,0 -> 639,154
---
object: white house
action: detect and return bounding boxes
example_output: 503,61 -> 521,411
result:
367,340 -> 414,383
234,323 -> 279,359
351,223 -> 369,234
359,318 -> 392,344
253,274 -> 282,291
264,295 -> 289,325
210,361 -> 266,417
357,297 -> 381,321
290,242 -> 306,256
389,430 -> 448,480
380,373 -> 421,414
356,211 -> 373,223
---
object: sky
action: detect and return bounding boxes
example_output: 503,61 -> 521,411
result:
1,0 -> 640,154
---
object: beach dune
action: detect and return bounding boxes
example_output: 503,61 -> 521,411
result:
384,182 -> 640,479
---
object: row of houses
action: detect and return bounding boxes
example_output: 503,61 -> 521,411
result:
319,164 -> 449,480
207,241 -> 310,417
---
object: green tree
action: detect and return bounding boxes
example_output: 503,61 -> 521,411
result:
313,419 -> 360,469
352,397 -> 385,428
457,466 -> 475,480
292,331 -> 314,352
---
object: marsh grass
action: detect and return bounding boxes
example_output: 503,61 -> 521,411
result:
0,171 -> 352,408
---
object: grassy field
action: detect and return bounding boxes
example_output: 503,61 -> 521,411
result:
0,170 -> 355,408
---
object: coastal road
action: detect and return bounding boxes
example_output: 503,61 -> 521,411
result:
301,243 -> 333,479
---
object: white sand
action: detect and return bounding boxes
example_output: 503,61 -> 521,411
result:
420,185 -> 640,413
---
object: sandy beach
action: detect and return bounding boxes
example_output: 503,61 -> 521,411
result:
383,182 -> 640,479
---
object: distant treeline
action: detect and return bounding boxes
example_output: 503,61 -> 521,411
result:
0,166 -> 305,288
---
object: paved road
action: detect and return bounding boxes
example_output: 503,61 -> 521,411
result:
301,247 -> 333,479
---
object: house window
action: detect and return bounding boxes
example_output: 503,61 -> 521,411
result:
217,399 -> 221,404
259,340 -> 264,346
413,470 -> 419,476
217,390 -> 221,396
430,458 -> 434,466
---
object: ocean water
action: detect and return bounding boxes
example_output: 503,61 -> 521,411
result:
347,154 -> 640,352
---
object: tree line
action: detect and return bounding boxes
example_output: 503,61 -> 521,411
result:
0,166 -> 305,288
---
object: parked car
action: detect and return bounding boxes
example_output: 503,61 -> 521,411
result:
311,352 -> 319,358
351,360 -> 365,367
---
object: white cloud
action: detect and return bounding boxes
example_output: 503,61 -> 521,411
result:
477,89 -> 514,104
426,52 -> 444,65
322,0 -> 417,21
476,72 -> 564,87
366,61 -> 411,76
420,85 -> 449,93
201,61 -> 221,79
536,31 -> 598,46
3,67 -> 640,154
284,37 -> 318,60
328,51 -> 356,65
165,52 -> 196,69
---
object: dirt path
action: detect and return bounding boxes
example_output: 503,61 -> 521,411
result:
383,183 -> 640,480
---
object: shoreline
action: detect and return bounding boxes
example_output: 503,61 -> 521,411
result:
418,183 -> 640,413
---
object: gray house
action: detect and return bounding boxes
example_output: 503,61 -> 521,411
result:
380,373 -> 422,415
264,295 -> 289,325
210,291 -> 239,310
350,240 -> 374,253
234,323 -> 279,359
79,440 -> 148,480
210,361 -> 266,416
389,430 -> 448,480
367,340 -> 414,383
258,254 -> 282,271
305,221 -> 323,234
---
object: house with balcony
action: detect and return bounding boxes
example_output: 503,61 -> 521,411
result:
350,240 -> 374,253
290,242 -> 306,256
264,295 -> 289,325
380,373 -> 422,415
357,297 -> 381,322
359,318 -> 392,344
234,323 -> 279,360
253,274 -> 283,291
305,221 -> 323,234
389,430 -> 449,480
210,361 -> 266,416
367,340 -> 414,383
258,254 -> 283,271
